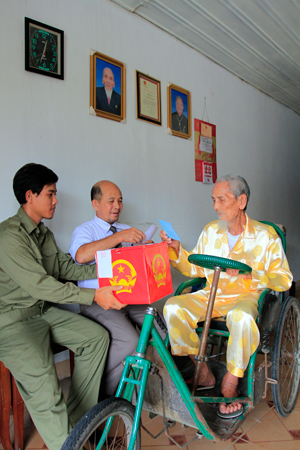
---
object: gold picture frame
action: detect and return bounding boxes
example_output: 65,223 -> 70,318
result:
90,50 -> 126,122
136,71 -> 161,126
167,83 -> 191,139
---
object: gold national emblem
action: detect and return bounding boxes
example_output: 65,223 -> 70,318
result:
109,259 -> 137,293
152,254 -> 167,288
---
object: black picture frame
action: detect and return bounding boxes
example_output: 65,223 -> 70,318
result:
136,71 -> 161,126
25,17 -> 64,80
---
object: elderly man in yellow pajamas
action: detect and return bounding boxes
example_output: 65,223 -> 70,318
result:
161,175 -> 292,418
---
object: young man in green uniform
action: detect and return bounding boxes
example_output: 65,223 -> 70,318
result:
0,163 -> 123,450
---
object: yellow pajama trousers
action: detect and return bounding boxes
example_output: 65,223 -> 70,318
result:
163,292 -> 260,377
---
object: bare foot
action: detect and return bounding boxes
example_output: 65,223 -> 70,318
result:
186,360 -> 216,387
220,371 -> 242,414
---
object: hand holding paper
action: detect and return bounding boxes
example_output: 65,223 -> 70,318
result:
159,220 -> 181,241
119,227 -> 145,245
132,225 -> 158,246
143,225 -> 157,243
159,220 -> 181,259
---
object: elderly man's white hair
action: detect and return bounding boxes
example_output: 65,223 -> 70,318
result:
216,175 -> 250,211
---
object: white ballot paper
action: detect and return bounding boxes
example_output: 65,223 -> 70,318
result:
143,225 -> 158,243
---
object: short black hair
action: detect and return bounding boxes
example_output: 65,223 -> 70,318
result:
13,163 -> 58,205
91,184 -> 102,202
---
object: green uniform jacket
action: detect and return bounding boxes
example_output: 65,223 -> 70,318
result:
0,207 -> 96,324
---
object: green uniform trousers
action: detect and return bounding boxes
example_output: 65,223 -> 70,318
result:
0,305 -> 109,450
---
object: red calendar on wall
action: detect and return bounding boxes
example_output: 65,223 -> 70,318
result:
194,119 -> 217,183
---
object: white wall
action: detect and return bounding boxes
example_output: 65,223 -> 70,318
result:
1,0 -> 300,291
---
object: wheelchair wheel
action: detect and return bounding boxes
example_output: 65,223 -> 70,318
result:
61,397 -> 141,450
271,296 -> 300,417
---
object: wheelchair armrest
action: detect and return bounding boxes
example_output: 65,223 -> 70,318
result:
175,277 -> 206,296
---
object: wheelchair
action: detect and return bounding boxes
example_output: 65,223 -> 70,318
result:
61,222 -> 300,450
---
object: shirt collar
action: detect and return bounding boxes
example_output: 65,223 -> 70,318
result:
92,215 -> 119,233
105,88 -> 113,99
244,214 -> 255,238
216,214 -> 255,239
17,206 -> 48,236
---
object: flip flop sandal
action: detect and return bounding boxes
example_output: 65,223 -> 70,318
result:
217,404 -> 243,419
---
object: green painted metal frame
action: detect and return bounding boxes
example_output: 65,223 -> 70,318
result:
174,277 -> 206,296
97,288 -> 275,448
99,308 -> 247,448
112,312 -> 219,445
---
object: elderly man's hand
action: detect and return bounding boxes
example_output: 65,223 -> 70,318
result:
160,230 -> 180,258
94,285 -> 127,310
226,268 -> 252,279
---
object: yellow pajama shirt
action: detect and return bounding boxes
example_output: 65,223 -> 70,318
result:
163,215 -> 293,377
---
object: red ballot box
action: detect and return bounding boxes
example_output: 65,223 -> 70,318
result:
96,242 -> 173,304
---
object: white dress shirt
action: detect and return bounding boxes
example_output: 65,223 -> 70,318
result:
69,215 -> 131,289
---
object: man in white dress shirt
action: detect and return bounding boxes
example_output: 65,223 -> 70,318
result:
69,180 -> 150,395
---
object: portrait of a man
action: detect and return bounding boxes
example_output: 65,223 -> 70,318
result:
171,90 -> 188,134
96,60 -> 121,116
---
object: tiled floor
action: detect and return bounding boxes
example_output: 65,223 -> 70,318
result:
2,288 -> 300,450
137,392 -> 300,450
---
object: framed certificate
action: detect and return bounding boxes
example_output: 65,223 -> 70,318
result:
136,71 -> 161,126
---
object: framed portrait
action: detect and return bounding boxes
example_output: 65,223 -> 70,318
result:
90,50 -> 126,122
167,84 -> 191,139
136,71 -> 161,126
